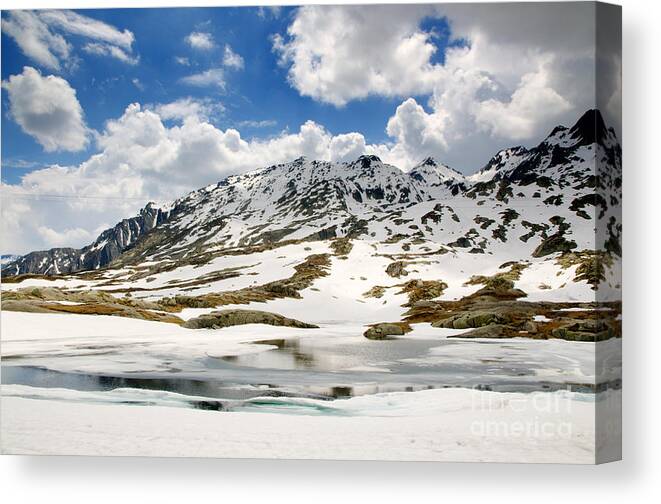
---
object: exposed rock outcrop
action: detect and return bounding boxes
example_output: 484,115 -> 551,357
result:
183,309 -> 318,330
364,322 -> 409,340
3,204 -> 170,276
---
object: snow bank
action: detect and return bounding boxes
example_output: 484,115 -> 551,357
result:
1,386 -> 618,463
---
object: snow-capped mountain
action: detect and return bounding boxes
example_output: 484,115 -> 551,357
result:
2,109 -> 621,277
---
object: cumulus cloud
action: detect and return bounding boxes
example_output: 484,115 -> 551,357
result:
386,98 -> 448,160
2,10 -> 137,70
37,226 -> 95,248
329,133 -> 367,162
2,166 -> 138,254
2,104 -> 359,253
475,66 -> 572,140
273,3 -> 615,170
1,66 -> 89,152
223,44 -> 244,70
273,5 -> 442,106
185,31 -> 214,50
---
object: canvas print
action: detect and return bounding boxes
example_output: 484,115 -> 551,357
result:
0,3 -> 621,463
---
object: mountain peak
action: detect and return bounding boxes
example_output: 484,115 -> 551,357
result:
413,156 -> 460,172
419,156 -> 438,167
549,125 -> 568,137
470,145 -> 528,181
568,109 -> 608,146
409,157 -> 465,184
354,154 -> 382,168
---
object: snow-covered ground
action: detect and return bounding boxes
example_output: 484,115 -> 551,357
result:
0,386 -> 620,463
1,308 -> 621,461
1,311 -> 619,385
0,224 -> 620,462
1,239 -> 606,304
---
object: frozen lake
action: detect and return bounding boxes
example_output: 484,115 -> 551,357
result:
2,326 -> 621,410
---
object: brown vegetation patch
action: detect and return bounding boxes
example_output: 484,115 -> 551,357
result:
397,279 -> 448,306
556,250 -> 613,290
41,303 -> 124,316
462,262 -> 529,299
1,273 -> 60,284
1,287 -> 185,325
363,286 -> 387,299
400,286 -> 621,341
102,266 -> 248,294
329,237 -> 353,258
156,253 -> 331,311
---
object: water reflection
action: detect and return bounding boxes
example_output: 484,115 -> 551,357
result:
223,338 -> 318,370
219,336 -> 446,373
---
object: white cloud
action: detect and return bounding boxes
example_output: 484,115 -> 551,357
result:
37,226 -> 95,248
82,42 -> 139,65
148,97 -> 224,122
2,10 -> 137,70
180,68 -> 226,89
329,133 -> 366,163
39,9 -> 134,50
1,11 -> 71,71
386,98 -> 448,160
475,65 -> 572,140
2,165 -> 141,255
273,5 -> 442,107
1,158 -> 42,170
223,44 -> 244,70
273,4 -> 609,170
185,31 -> 214,50
179,44 -> 242,93
174,56 -> 190,66
1,66 -> 89,152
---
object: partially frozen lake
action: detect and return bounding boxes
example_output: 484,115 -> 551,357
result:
2,328 -> 621,411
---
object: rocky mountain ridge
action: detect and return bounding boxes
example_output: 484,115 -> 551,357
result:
2,109 -> 621,277
3,205 -> 169,276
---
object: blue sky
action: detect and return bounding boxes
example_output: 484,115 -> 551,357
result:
1,4 -> 618,254
2,7 -> 441,185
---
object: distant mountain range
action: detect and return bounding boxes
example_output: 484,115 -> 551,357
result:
2,109 -> 621,277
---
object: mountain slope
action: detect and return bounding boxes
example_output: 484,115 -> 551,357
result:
2,109 -> 621,278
